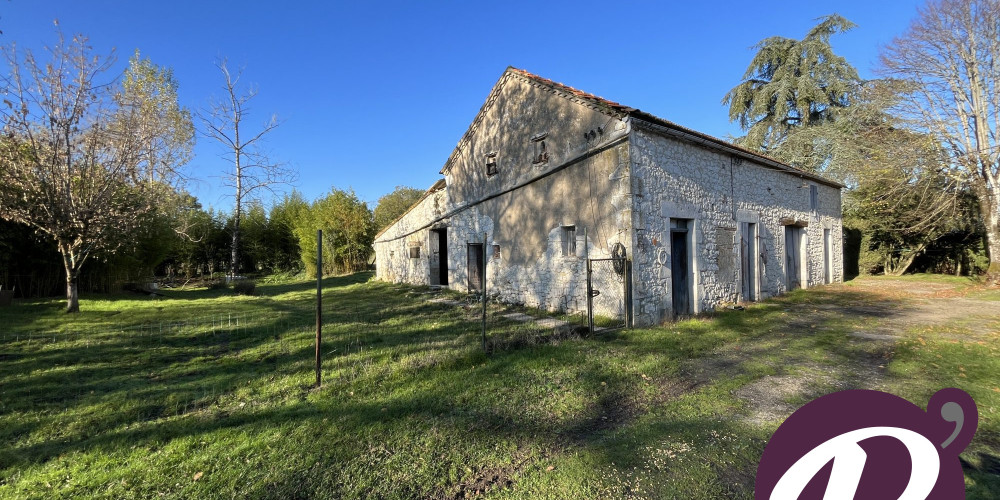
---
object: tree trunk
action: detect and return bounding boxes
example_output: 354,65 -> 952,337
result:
66,275 -> 79,313
230,154 -> 242,277
231,196 -> 241,277
887,254 -> 916,276
59,246 -> 82,313
886,244 -> 925,277
978,188 -> 1000,285
230,226 -> 240,277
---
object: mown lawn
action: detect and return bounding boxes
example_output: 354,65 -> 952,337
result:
1,273 -> 999,498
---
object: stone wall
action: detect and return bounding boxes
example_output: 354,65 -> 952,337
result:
375,70 -> 843,327
373,187 -> 448,285
628,120 -> 843,325
375,69 -> 634,319
374,143 -> 631,319
442,71 -> 629,210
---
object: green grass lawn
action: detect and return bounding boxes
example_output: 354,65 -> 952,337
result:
1,273 -> 999,498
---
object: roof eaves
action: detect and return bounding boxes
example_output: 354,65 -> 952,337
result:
627,112 -> 845,189
506,68 -> 637,118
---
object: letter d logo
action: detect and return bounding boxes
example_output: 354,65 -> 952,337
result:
755,389 -> 976,500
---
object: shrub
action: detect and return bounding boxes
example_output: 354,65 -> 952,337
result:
207,279 -> 228,290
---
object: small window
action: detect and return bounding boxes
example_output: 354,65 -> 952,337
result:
485,153 -> 498,177
809,185 -> 819,211
409,247 -> 420,258
561,225 -> 576,257
531,133 -> 549,165
492,244 -> 501,260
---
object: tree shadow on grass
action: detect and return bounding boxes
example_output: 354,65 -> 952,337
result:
255,272 -> 373,297
5,278 -> 999,498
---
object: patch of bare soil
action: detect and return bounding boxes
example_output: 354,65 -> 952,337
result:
435,448 -> 539,500
847,279 -> 1000,336
718,279 -> 996,425
564,390 -> 644,443
734,375 -> 818,426
891,297 -> 998,333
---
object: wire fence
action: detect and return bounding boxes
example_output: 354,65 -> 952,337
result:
0,309 -> 402,416
460,251 -> 631,354
1,268 -> 630,418
482,296 -> 588,351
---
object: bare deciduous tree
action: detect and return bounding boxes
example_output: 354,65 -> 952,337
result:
0,32 -> 191,312
201,60 -> 293,277
881,0 -> 1000,280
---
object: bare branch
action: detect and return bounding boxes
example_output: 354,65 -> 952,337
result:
0,29 -> 193,311
880,0 -> 1000,278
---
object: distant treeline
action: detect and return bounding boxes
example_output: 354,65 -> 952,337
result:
0,186 -> 422,298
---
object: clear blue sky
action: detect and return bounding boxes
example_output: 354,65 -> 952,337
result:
3,0 -> 925,212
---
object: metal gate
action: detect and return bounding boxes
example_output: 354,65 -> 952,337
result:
587,252 -> 632,332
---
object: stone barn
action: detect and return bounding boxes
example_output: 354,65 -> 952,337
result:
374,67 -> 843,326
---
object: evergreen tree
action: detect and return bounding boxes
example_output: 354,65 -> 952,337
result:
723,15 -> 861,152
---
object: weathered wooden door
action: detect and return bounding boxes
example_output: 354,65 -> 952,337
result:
429,229 -> 447,285
785,226 -> 802,290
467,243 -> 483,292
740,222 -> 756,301
671,228 -> 691,316
823,229 -> 831,284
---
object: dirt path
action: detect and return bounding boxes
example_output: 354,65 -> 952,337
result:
844,279 -> 1000,337
690,278 -> 1000,425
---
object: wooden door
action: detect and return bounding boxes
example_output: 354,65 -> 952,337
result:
467,243 -> 483,292
785,226 -> 802,290
671,229 -> 691,316
740,222 -> 756,301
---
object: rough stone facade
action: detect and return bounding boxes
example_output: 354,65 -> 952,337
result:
374,68 -> 843,326
628,122 -> 842,325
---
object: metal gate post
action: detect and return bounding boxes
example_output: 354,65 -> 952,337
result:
625,259 -> 633,328
585,228 -> 594,334
586,258 -> 594,334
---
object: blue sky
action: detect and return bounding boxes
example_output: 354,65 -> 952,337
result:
3,0 -> 925,212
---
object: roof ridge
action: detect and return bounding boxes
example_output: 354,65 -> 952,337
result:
438,67 -> 842,188
509,68 -> 840,188
507,67 -> 636,116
